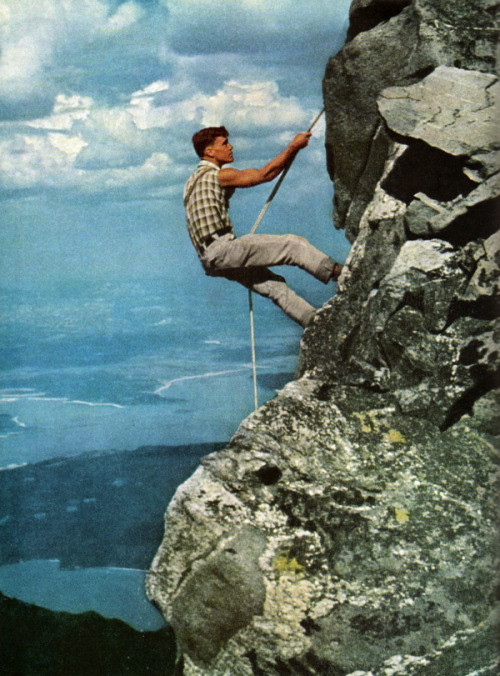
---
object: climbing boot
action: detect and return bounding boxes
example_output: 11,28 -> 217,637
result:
331,262 -> 343,282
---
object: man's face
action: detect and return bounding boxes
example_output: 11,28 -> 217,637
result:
206,136 -> 233,166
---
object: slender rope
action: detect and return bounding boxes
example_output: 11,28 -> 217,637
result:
248,289 -> 259,411
247,108 -> 325,411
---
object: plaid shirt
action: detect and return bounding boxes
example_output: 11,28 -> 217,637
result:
184,160 -> 235,254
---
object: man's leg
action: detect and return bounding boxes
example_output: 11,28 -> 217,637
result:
201,233 -> 336,284
221,267 -> 316,327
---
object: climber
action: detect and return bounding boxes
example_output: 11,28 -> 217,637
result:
184,126 -> 343,328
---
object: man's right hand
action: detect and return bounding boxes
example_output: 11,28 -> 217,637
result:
290,132 -> 312,150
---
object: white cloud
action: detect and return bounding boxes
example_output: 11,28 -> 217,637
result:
197,80 -> 308,129
82,106 -> 145,147
103,1 -> 144,34
0,2 -> 10,24
0,128 -> 173,194
0,29 -> 52,100
28,94 -> 93,130
91,152 -> 173,190
133,81 -> 171,98
0,133 -> 72,189
128,81 -> 171,130
128,79 -> 309,132
0,0 -> 144,104
48,132 -> 88,159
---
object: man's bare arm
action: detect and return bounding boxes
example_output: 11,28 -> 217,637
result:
218,132 -> 311,188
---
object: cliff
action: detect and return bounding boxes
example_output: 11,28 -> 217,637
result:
146,1 -> 499,674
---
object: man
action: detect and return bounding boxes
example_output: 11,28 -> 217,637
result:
184,126 -> 343,328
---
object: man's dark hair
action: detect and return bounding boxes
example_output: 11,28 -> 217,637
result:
192,126 -> 229,158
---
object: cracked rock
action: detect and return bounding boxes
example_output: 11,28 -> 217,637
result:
378,66 -> 498,159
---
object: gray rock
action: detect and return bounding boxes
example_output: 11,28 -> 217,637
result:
324,9 -> 423,240
465,148 -> 500,181
404,193 -> 447,237
377,66 -> 498,158
323,0 -> 498,240
329,238 -> 498,428
427,172 -> 500,240
301,189 -> 499,427
344,611 -> 499,675
302,6 -> 499,430
377,67 -> 500,244
460,229 -> 500,304
147,383 -> 498,674
167,527 -> 267,666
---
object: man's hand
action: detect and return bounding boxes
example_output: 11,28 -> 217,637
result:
290,132 -> 312,151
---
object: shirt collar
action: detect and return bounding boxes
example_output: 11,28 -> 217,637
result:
198,160 -> 219,170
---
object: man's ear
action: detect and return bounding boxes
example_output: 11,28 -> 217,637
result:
204,145 -> 214,159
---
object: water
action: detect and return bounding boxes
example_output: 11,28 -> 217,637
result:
0,274 -> 322,628
0,560 -> 165,631
0,277 -> 308,464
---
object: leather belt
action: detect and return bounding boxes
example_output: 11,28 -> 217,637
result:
201,228 -> 233,248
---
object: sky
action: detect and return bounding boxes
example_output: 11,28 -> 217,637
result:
0,0 -> 352,290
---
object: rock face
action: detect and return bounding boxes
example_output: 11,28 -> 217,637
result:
147,393 -> 498,675
324,0 -> 498,242
146,1 -> 499,674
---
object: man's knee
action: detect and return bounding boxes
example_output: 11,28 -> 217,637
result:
254,276 -> 287,300
283,233 -> 307,249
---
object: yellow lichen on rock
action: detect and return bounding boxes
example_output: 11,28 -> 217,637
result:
353,411 -> 381,434
385,429 -> 406,444
395,507 -> 410,524
273,553 -> 305,575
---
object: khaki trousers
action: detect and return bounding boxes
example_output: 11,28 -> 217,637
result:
199,233 -> 334,327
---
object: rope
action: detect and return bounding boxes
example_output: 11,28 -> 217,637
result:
247,108 -> 325,411
248,290 -> 259,411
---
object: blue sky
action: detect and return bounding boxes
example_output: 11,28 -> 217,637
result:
0,0 -> 351,289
